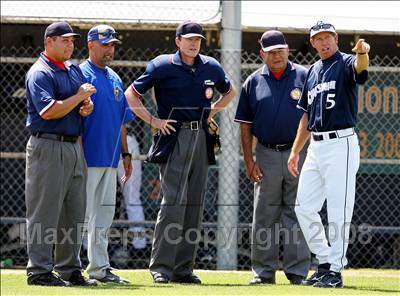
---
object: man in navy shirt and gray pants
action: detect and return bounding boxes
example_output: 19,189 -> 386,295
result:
235,30 -> 310,285
25,22 -> 96,286
288,21 -> 370,288
125,21 -> 236,284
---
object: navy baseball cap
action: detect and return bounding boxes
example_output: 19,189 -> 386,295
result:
87,25 -> 122,44
176,21 -> 205,39
310,21 -> 336,38
260,30 -> 288,52
44,22 -> 81,39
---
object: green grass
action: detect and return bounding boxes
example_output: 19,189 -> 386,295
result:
1,269 -> 399,295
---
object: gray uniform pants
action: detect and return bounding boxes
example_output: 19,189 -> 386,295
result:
149,129 -> 208,279
251,142 -> 310,279
25,136 -> 86,279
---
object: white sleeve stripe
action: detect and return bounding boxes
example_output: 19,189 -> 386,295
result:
39,100 -> 56,116
234,119 -> 253,124
296,105 -> 307,112
131,84 -> 143,96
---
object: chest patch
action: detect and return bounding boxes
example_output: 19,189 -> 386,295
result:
114,87 -> 121,101
290,88 -> 301,100
205,87 -> 214,99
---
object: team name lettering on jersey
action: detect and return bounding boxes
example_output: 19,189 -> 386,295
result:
308,80 -> 336,105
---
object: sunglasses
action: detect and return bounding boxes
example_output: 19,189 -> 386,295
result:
310,23 -> 335,32
97,29 -> 118,39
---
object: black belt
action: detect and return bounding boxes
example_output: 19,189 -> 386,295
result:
312,133 -> 337,141
259,141 -> 293,152
181,121 -> 201,131
32,132 -> 78,143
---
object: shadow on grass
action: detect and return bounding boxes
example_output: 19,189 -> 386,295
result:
343,285 -> 400,294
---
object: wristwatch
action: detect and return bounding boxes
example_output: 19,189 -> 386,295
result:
122,152 -> 132,159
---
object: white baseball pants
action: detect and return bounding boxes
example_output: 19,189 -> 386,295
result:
295,130 -> 360,272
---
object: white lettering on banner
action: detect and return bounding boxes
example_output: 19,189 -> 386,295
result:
308,80 -> 336,105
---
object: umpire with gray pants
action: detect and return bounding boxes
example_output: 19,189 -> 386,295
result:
25,22 -> 96,286
125,21 -> 236,284
234,30 -> 310,285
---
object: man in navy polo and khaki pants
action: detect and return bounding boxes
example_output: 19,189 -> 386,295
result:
235,30 -> 310,285
125,21 -> 236,284
25,22 -> 96,286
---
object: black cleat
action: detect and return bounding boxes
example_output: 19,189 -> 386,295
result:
301,269 -> 329,286
67,270 -> 97,286
90,269 -> 130,284
27,272 -> 70,287
314,271 -> 343,288
152,272 -> 170,284
249,275 -> 276,285
171,273 -> 201,284
286,273 -> 305,285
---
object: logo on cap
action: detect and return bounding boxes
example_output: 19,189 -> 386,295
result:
310,21 -> 336,38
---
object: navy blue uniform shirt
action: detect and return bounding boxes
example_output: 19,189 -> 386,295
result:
235,62 -> 307,144
26,53 -> 86,136
132,51 -> 231,122
298,51 -> 368,132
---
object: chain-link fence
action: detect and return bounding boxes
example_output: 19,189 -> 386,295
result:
1,42 -> 399,270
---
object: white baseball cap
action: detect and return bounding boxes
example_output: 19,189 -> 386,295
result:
310,21 -> 336,38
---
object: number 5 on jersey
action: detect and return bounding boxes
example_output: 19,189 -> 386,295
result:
326,93 -> 336,109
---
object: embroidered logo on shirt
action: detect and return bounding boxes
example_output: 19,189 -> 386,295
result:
205,87 -> 214,99
114,87 -> 121,101
290,88 -> 302,100
204,80 -> 214,100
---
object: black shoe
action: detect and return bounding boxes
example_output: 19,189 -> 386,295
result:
286,273 -> 305,285
152,272 -> 170,284
67,270 -> 98,286
171,273 -> 201,284
314,271 -> 343,288
301,268 -> 330,286
90,269 -> 130,284
27,272 -> 70,287
249,275 -> 276,285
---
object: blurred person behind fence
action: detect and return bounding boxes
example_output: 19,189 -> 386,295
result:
117,129 -> 147,249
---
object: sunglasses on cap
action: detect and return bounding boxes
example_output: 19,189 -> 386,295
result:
310,23 -> 335,32
98,29 -> 118,39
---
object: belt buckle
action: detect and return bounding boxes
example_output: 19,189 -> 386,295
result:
275,144 -> 285,151
190,121 -> 199,130
60,135 -> 65,142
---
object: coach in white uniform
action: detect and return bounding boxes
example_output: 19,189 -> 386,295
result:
288,21 -> 370,288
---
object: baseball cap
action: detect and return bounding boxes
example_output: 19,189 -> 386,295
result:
310,21 -> 336,38
44,22 -> 81,39
260,30 -> 288,52
87,25 -> 122,44
176,21 -> 205,39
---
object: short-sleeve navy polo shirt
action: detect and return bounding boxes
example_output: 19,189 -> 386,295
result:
25,53 -> 86,136
235,62 -> 307,144
132,51 -> 231,122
